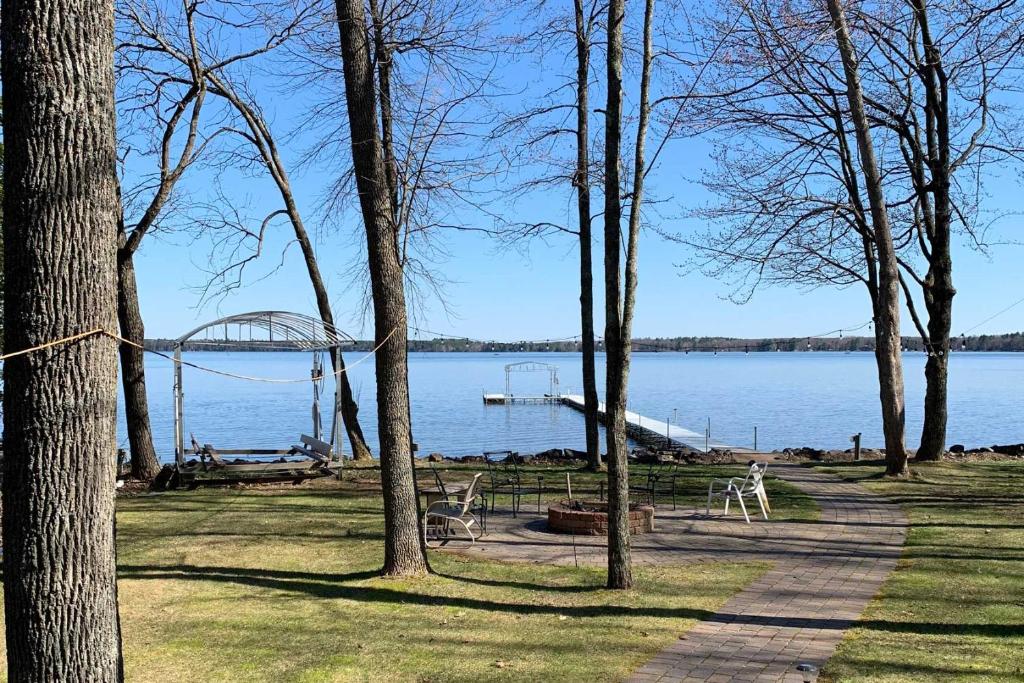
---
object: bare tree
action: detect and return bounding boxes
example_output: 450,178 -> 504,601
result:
334,0 -> 428,575
826,0 -> 908,475
2,0 -> 124,677
573,0 -> 603,471
115,72 -> 211,480
851,0 -> 1024,461
283,0 -> 502,320
673,0 -> 1024,466
492,0 -> 605,471
666,0 -> 915,473
603,0 -> 655,590
119,0 -> 375,461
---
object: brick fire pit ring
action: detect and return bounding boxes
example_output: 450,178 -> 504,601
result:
547,500 -> 655,535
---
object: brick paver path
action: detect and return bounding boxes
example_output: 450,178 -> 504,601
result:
462,464 -> 907,682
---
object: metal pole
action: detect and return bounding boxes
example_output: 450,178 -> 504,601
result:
754,426 -> 758,451
173,346 -> 184,467
330,347 -> 342,452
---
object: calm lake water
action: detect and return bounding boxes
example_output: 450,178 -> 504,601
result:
118,351 -> 1024,461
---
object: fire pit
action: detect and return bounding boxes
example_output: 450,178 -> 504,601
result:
547,500 -> 655,535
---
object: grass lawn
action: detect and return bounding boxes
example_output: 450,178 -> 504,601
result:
816,460 -> 1024,683
0,462 -> 818,681
0,460 -> 824,682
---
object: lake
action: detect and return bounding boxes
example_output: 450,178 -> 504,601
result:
118,351 -> 1024,460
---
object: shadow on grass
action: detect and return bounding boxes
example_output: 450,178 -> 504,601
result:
116,563 -> 1024,638
431,571 -> 607,593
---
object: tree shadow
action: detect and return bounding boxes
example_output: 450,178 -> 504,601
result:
116,563 -> 1024,638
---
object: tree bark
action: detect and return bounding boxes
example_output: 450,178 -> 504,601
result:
334,0 -> 428,576
603,0 -> 633,590
117,224 -> 162,481
574,0 -> 601,472
911,0 -> 955,462
1,0 -> 124,676
826,0 -> 909,476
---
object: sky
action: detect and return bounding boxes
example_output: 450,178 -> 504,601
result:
125,2 -> 1024,343
133,197 -> 1023,343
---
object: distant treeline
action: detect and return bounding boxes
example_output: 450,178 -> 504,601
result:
144,332 -> 1024,353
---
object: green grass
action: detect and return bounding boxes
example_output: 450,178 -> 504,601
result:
0,466 -> 786,683
815,460 -> 1024,683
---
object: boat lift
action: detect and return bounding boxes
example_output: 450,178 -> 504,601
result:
170,311 -> 355,486
482,361 -> 561,405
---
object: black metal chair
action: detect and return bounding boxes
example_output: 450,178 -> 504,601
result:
629,461 -> 681,509
483,450 -> 544,517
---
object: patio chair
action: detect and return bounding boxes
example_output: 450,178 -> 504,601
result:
706,462 -> 770,524
424,472 -> 484,548
629,461 -> 682,510
484,451 -> 544,517
429,464 -> 486,533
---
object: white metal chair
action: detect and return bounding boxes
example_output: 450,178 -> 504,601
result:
706,462 -> 771,524
424,473 -> 484,548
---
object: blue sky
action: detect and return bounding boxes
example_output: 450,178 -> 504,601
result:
125,3 -> 1024,343
133,203 -> 1022,342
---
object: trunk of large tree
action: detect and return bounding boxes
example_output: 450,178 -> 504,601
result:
917,239 -> 954,462
912,0 -> 955,463
919,345 -> 949,460
334,0 -> 428,576
871,311 -> 907,474
918,226 -> 953,464
603,0 -> 633,590
1,0 -> 124,677
117,227 -> 162,481
827,0 -> 908,476
574,0 -> 601,471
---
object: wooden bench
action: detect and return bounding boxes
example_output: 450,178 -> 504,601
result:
290,434 -> 333,462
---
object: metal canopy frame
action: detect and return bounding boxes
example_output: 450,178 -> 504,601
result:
504,361 -> 560,397
172,311 -> 356,471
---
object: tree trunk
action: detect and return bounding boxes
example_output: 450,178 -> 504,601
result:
827,0 -> 908,476
117,225 -> 162,481
912,0 -> 955,463
917,239 -> 954,461
603,0 -> 633,590
919,345 -> 949,460
1,0 -> 124,676
289,204 -> 373,462
574,0 -> 601,472
334,0 -> 428,576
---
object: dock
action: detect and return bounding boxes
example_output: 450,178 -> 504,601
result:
560,394 -> 748,452
483,393 -> 562,405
